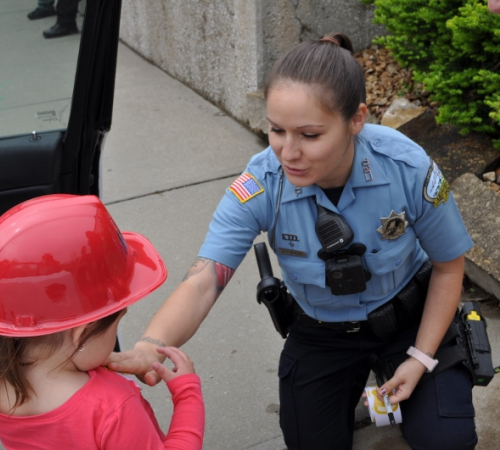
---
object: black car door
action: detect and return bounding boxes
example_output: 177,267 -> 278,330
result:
0,0 -> 122,215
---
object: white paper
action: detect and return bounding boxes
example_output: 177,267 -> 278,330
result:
364,386 -> 403,427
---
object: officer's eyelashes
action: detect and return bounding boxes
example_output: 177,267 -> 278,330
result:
269,127 -> 320,139
269,126 -> 283,134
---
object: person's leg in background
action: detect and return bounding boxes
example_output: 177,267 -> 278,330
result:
43,0 -> 79,39
27,0 -> 56,20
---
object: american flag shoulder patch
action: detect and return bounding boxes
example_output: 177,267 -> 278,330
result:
229,172 -> 264,203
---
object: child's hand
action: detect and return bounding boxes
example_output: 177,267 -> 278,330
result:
152,346 -> 196,382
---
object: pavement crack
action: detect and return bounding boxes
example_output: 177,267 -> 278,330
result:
103,173 -> 241,206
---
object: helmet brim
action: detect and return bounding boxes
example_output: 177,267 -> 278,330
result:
0,232 -> 167,337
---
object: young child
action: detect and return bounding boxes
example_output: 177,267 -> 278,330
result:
0,194 -> 204,449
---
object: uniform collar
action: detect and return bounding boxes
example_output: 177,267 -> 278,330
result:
280,137 -> 390,205
348,137 -> 390,188
281,181 -> 318,204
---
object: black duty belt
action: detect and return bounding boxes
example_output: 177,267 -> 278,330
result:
293,260 -> 432,337
293,303 -> 368,332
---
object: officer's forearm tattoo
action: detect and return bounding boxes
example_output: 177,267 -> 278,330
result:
183,257 -> 211,279
138,336 -> 166,347
183,257 -> 235,300
214,261 -> 235,299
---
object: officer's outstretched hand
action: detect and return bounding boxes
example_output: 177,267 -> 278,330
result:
105,341 -> 166,386
377,357 -> 427,405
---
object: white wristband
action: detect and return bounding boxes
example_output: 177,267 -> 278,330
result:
407,346 -> 439,373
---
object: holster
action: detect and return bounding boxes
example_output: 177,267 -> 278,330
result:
257,280 -> 294,339
254,242 -> 294,339
371,301 -> 495,387
367,260 -> 432,341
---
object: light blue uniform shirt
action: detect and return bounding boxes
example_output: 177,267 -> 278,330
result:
199,124 -> 473,322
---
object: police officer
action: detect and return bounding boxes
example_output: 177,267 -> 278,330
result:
109,32 -> 477,449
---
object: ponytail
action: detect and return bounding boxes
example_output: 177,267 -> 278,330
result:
264,31 -> 365,122
318,32 -> 353,52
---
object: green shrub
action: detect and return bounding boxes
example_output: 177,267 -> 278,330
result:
364,0 -> 500,147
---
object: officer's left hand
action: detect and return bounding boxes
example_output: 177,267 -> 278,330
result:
376,357 -> 427,405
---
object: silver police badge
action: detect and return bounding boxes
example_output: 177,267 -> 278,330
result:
377,210 -> 408,240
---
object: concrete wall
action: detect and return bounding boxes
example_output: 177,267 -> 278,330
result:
119,0 -> 385,133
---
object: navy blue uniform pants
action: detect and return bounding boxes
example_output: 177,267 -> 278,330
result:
279,320 -> 477,450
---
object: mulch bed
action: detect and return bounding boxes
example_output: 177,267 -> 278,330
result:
354,44 -> 499,184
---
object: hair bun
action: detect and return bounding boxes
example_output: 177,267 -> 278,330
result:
319,33 -> 353,53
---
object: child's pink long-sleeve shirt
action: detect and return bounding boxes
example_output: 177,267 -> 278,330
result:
0,367 -> 204,449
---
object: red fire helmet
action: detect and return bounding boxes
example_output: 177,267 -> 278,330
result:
0,194 -> 167,337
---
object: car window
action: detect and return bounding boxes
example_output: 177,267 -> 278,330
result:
0,1 -> 85,138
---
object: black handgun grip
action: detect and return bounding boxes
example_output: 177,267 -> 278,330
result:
254,242 -> 281,304
254,242 -> 274,279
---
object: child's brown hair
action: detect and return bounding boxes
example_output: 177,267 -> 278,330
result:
0,311 -> 121,411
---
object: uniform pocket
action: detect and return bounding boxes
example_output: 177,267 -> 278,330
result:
278,351 -> 297,380
279,256 -> 325,287
435,366 -> 475,417
364,231 -> 416,296
279,254 -> 363,307
279,257 -> 333,306
278,351 -> 299,448
401,365 -> 477,450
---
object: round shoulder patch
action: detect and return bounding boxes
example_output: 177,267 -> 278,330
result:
423,159 -> 450,207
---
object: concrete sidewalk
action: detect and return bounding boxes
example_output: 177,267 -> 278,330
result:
103,43 -> 500,450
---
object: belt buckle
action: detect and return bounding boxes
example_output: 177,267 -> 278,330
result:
346,321 -> 360,333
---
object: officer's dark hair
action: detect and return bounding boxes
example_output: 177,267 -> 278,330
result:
264,32 -> 366,122
0,310 -> 121,411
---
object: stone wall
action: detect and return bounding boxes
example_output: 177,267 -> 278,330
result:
451,173 -> 500,300
119,0 -> 385,132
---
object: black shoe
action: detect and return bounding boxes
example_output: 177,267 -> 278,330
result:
27,7 -> 56,20
43,23 -> 79,39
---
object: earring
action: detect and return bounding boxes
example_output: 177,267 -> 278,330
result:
77,344 -> 85,352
